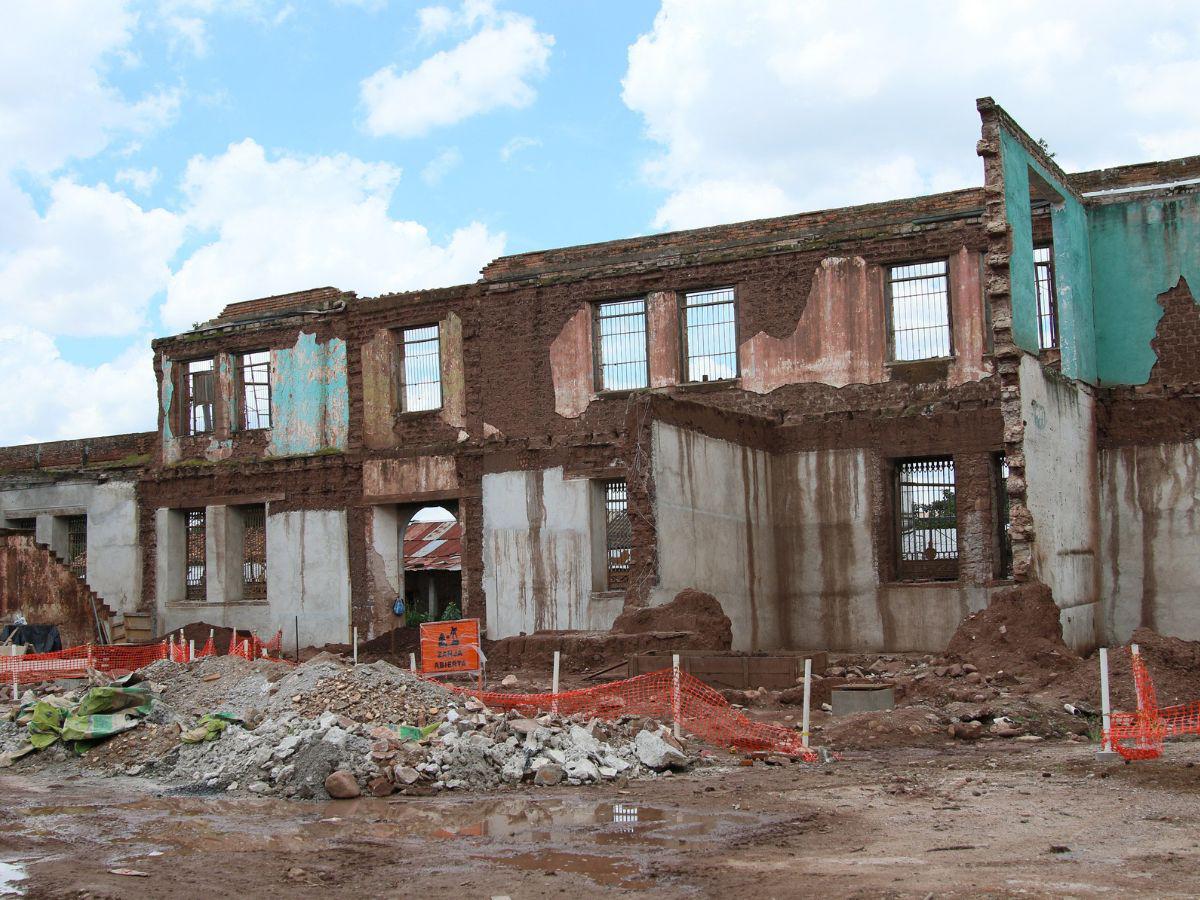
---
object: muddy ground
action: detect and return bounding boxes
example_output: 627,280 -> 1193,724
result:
2,740 -> 1198,898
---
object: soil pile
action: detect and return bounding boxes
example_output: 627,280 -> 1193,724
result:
1054,628 -> 1200,709
944,584 -> 1079,680
161,621 -> 246,653
611,589 -> 733,651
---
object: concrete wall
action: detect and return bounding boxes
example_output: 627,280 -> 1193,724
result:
650,423 -> 779,649
1018,355 -> 1100,650
0,479 -> 141,614
1100,439 -> 1200,643
481,467 -> 620,638
156,507 -> 351,650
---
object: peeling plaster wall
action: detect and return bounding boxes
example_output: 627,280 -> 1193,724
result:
360,328 -> 397,450
1018,355 -> 1100,650
362,455 -> 458,500
646,291 -> 681,387
439,311 -> 467,428
268,332 -> 349,456
549,307 -> 592,418
482,467 -> 614,638
948,246 -> 991,385
1100,439 -> 1200,643
1090,193 -> 1200,385
650,423 -> 780,650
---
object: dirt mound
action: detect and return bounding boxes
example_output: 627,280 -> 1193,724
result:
1053,628 -> 1200,709
162,621 -> 250,654
944,583 -> 1079,679
611,590 -> 733,651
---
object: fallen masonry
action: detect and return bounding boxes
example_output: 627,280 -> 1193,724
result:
0,653 -> 722,799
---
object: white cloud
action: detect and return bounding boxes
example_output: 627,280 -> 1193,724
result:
334,0 -> 387,10
115,166 -> 161,193
0,327 -> 156,444
360,2 -> 553,138
421,147 -> 463,185
499,135 -> 540,162
153,0 -> 294,57
623,0 -> 1200,230
163,139 -> 504,330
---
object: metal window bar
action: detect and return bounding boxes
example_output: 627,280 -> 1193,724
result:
66,515 -> 87,578
604,480 -> 632,587
402,325 -> 442,412
683,287 -> 737,382
187,359 -> 215,435
241,351 -> 272,430
597,299 -> 648,391
897,459 -> 958,562
996,454 -> 1013,578
1034,246 -> 1059,350
888,261 -> 951,361
242,505 -> 267,599
185,509 -> 206,601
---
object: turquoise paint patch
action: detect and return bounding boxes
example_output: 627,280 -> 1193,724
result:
160,357 -> 175,443
999,130 -> 1098,383
1090,194 -> 1200,385
268,332 -> 350,457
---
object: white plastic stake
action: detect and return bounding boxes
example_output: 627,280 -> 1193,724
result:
409,652 -> 417,674
801,657 -> 813,749
353,627 -> 358,665
1130,642 -> 1143,713
551,650 -> 561,715
672,654 -> 682,740
11,670 -> 16,701
1099,647 -> 1112,752
189,639 -> 195,662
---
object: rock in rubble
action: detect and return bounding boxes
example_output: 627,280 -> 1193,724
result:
394,765 -> 421,785
633,729 -> 690,771
534,764 -> 565,786
501,674 -> 519,687
324,770 -> 361,798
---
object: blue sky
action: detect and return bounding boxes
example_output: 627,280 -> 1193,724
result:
1,1 -> 1198,444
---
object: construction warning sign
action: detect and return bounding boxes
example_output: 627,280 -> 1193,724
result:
419,618 -> 481,675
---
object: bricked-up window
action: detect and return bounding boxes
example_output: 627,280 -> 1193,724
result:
400,325 -> 442,412
239,351 -> 272,430
185,509 -> 206,601
242,505 -> 267,600
185,358 -> 215,435
66,515 -> 87,578
896,458 -> 958,580
604,479 -> 632,588
596,299 -> 648,391
683,287 -> 738,382
996,454 -> 1013,578
1034,246 -> 1059,350
887,261 -> 952,361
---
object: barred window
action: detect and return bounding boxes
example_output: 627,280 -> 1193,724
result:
185,509 -> 206,601
596,299 -> 648,391
1034,246 -> 1059,350
996,454 -> 1012,578
896,458 -> 958,580
887,261 -> 952,361
683,287 -> 737,382
400,325 -> 442,412
242,505 -> 267,600
185,359 -> 215,435
67,515 -> 87,578
240,351 -> 272,430
604,479 -> 631,588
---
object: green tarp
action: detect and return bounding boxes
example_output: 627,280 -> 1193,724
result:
16,684 -> 154,754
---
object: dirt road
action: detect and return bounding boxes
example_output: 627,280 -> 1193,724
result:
2,741 -> 1198,898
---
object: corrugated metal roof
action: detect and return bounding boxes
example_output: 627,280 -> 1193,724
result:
404,520 -> 462,572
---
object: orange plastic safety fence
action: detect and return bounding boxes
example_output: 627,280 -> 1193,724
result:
446,670 -> 819,761
1107,649 -> 1200,761
197,637 -> 216,658
0,642 -> 169,686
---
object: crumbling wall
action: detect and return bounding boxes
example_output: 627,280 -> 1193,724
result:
0,531 -> 112,646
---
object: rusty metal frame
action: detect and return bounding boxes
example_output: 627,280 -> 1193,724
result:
884,258 -> 954,363
397,323 -> 443,413
678,286 -> 739,383
593,297 -> 650,393
237,350 -> 272,431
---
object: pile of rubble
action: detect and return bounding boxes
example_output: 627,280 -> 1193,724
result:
3,653 -> 701,800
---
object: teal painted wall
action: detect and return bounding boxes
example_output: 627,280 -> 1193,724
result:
160,357 -> 175,443
268,332 -> 350,456
1090,193 -> 1200,385
999,130 -> 1098,383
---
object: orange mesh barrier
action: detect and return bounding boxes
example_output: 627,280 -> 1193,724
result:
1108,650 -> 1200,761
0,642 -> 169,686
197,636 -> 216,658
446,670 -> 819,761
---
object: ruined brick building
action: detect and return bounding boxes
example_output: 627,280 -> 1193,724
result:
1,99 -> 1197,653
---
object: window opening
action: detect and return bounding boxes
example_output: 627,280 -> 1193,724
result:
683,287 -> 737,382
996,454 -> 1012,577
887,261 -> 951,360
596,299 -> 648,391
401,325 -> 442,412
1034,246 -> 1059,350
185,509 -> 206,601
896,458 -> 958,579
66,515 -> 87,578
240,351 -> 272,430
242,505 -> 267,599
604,480 -> 632,588
185,358 -> 215,435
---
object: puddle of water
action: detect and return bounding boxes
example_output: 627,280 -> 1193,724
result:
486,849 -> 654,889
0,861 -> 28,897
